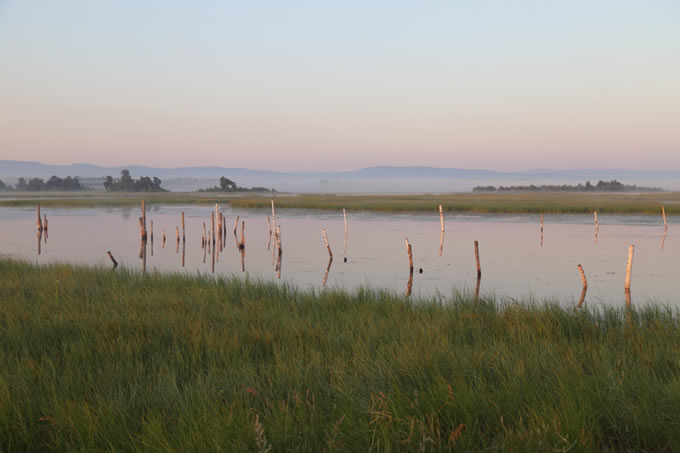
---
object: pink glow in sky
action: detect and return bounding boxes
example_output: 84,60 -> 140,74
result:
1,1 -> 679,171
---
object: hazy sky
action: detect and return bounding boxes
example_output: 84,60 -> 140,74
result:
1,1 -> 678,171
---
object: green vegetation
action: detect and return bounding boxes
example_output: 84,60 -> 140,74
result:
473,180 -> 661,193
2,191 -> 680,214
230,192 -> 680,214
104,169 -> 167,192
198,176 -> 275,193
1,259 -> 680,451
0,175 -> 84,191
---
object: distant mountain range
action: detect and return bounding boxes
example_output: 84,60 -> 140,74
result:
1,160 -> 678,193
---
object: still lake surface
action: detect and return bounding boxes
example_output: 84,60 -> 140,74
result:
0,204 -> 676,306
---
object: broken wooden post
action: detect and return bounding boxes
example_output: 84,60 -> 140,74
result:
107,251 -> 118,268
405,238 -> 413,297
36,204 -> 43,232
577,264 -> 588,308
322,229 -> 332,258
625,244 -> 634,306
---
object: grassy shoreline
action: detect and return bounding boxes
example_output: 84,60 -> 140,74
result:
1,259 -> 680,450
2,191 -> 680,214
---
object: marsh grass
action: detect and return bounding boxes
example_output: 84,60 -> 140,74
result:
1,259 -> 680,451
3,191 -> 680,214
230,192 -> 680,215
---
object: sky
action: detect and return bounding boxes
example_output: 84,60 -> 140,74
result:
0,1 -> 679,172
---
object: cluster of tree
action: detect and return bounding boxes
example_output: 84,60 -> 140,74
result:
103,170 -> 167,192
473,180 -> 662,193
0,176 -> 83,191
198,177 -> 275,193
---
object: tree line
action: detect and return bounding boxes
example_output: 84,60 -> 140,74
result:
0,176 -> 83,191
103,170 -> 167,192
472,180 -> 662,193
198,176 -> 275,193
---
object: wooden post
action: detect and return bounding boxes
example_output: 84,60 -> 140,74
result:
138,217 -> 145,241
577,264 -> 588,308
662,206 -> 667,231
142,200 -> 146,238
275,225 -> 282,279
267,215 -> 272,250
162,230 -> 166,248
107,251 -> 118,268
439,204 -> 444,256
176,226 -> 180,253
37,204 -> 43,232
181,212 -> 185,242
474,240 -> 481,279
405,238 -> 413,297
624,244 -> 634,305
322,229 -> 332,257
271,199 -> 276,234
150,220 -> 153,241
43,214 -> 48,233
240,221 -> 246,272
182,238 -> 186,268
343,208 -> 348,258
594,211 -> 599,246
540,213 -> 543,247
202,222 -> 207,249
322,256 -> 333,288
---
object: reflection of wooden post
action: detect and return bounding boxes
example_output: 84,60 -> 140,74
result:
202,222 -> 207,249
43,214 -> 48,234
322,229 -> 332,257
577,264 -> 588,308
211,212 -> 215,247
625,244 -> 634,306
661,229 -> 667,250
37,204 -> 43,232
108,250 -> 119,268
275,225 -> 282,279
405,238 -> 413,297
271,200 -> 276,234
662,206 -> 668,231
343,208 -> 348,257
267,215 -> 272,250
138,217 -> 145,241
162,230 -> 166,248
37,231 -> 41,255
140,239 -> 146,273
176,227 -> 180,252
150,220 -> 153,241
540,213 -> 543,247
182,238 -> 186,268
322,256 -> 333,288
107,251 -> 118,268
240,220 -> 246,272
181,212 -> 185,242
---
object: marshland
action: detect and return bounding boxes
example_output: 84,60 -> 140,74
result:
2,192 -> 680,451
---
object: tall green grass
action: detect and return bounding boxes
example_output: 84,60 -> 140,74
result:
1,259 -> 680,451
231,192 -> 680,214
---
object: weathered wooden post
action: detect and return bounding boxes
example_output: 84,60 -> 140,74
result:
322,229 -> 332,258
474,240 -> 481,298
439,204 -> 445,256
625,244 -> 634,306
577,264 -> 588,308
343,208 -> 348,259
662,206 -> 668,231
405,238 -> 414,297
36,204 -> 43,232
181,212 -> 185,242
138,217 -> 145,241
322,256 -> 333,288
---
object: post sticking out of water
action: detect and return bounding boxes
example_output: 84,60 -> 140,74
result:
322,229 -> 332,258
662,206 -> 667,231
267,215 -> 272,250
577,264 -> 588,308
150,220 -> 153,241
162,230 -> 166,248
142,200 -> 147,239
275,225 -> 282,279
343,208 -> 348,258
107,251 -> 118,268
405,238 -> 413,297
37,204 -> 43,232
240,220 -> 246,272
211,212 -> 215,247
625,244 -> 634,305
474,240 -> 481,279
181,212 -> 185,242
202,222 -> 207,249
43,214 -> 48,234
322,256 -> 333,288
540,213 -> 544,247
439,204 -> 445,256
138,217 -> 145,241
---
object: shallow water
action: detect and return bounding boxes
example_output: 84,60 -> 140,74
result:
0,205 -> 676,306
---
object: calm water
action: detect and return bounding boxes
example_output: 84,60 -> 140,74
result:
0,205 -> 676,306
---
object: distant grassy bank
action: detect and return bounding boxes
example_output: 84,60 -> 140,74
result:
1,259 -> 680,451
2,191 -> 680,214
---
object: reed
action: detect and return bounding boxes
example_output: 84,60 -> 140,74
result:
2,259 -> 680,451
